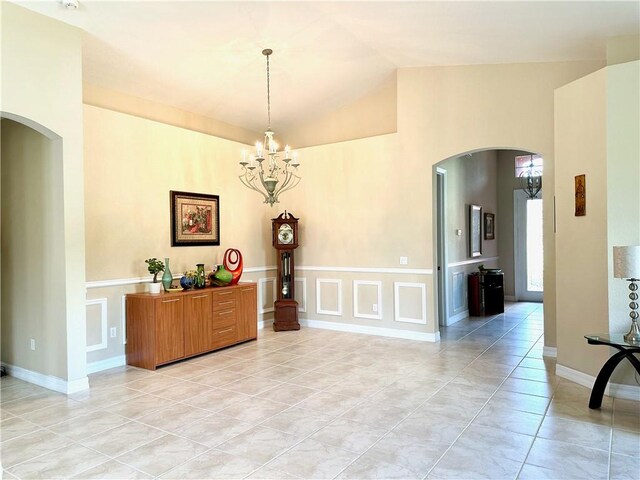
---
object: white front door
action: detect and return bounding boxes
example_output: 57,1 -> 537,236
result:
515,190 -> 543,302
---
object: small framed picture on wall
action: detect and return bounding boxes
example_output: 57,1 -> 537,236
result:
170,190 -> 220,246
469,204 -> 482,257
484,213 -> 495,240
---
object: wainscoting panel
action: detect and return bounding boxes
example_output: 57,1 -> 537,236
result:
353,280 -> 383,320
86,298 -> 108,352
393,282 -> 427,324
258,277 -> 277,314
295,277 -> 307,313
452,271 -> 466,313
316,278 -> 343,316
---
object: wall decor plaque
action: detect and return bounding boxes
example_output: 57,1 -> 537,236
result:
171,190 -> 220,246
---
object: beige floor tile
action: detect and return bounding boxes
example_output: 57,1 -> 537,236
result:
525,437 -> 609,479
510,366 -> 557,383
160,448 -> 260,479
156,362 -> 214,379
325,377 -> 384,399
0,416 -> 42,442
216,425 -> 302,464
115,434 -> 209,477
0,376 -> 29,390
500,377 -> 555,398
517,463 -> 567,479
50,410 -> 128,441
288,371 -> 341,390
19,398 -> 96,427
362,431 -> 449,477
1,391 -> 67,415
192,353 -> 246,370
294,391 -> 362,416
70,385 -> 144,409
336,456 -> 419,479
146,381 -> 212,402
547,398 -> 613,426
1,429 -> 73,468
365,385 -> 433,410
223,376 -> 283,395
80,420 -> 165,456
174,414 -> 254,447
88,366 -> 154,388
393,414 -> 467,444
190,369 -> 248,387
258,365 -> 307,382
340,399 -> 409,430
613,398 -> 640,414
537,415 -> 611,451
256,383 -> 318,405
487,389 -> 551,415
246,464 -> 302,479
260,406 -> 333,436
613,410 -> 640,432
125,375 -> 185,393
264,438 -> 358,479
455,424 -> 534,462
136,402 -> 211,432
108,393 -> 176,419
219,397 -> 289,424
310,418 -> 387,454
610,452 -> 640,480
611,428 -> 640,457
473,405 -> 543,436
180,387 -> 251,412
0,382 -> 48,403
71,460 -> 152,479
429,441 -> 523,479
7,443 -> 108,479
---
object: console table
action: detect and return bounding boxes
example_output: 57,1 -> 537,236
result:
126,283 -> 257,370
584,334 -> 640,409
468,272 -> 504,316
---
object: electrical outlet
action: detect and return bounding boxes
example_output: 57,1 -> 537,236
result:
372,304 -> 378,313
110,327 -> 117,338
30,339 -> 36,350
399,256 -> 408,265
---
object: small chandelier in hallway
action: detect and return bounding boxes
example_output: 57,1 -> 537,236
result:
238,49 -> 301,206
519,155 -> 542,200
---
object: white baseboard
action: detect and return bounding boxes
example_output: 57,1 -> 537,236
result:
556,363 -> 640,401
505,295 -> 517,302
543,346 -> 557,358
258,318 -> 273,330
87,355 -> 127,374
300,318 -> 439,342
2,363 -> 89,394
446,310 -> 469,326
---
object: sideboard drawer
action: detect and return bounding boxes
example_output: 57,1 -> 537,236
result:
212,289 -> 237,311
211,324 -> 237,348
212,308 -> 236,328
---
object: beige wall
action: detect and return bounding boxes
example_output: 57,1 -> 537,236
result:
555,61 -> 639,386
1,3 -> 86,388
1,120 -> 67,377
555,69 -> 611,377
606,61 -> 640,384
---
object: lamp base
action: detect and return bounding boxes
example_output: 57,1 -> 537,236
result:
623,320 -> 640,344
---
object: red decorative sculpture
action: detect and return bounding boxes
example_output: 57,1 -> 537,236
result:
223,248 -> 244,285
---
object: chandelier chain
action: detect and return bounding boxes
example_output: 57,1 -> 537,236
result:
266,53 -> 271,129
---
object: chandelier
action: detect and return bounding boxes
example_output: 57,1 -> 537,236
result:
519,155 -> 542,199
239,49 -> 301,206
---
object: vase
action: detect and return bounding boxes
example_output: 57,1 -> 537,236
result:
162,257 -> 173,291
211,264 -> 233,287
149,282 -> 162,294
223,248 -> 244,285
195,263 -> 206,288
180,276 -> 194,290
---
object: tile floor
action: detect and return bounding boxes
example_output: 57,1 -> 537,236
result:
1,302 -> 639,479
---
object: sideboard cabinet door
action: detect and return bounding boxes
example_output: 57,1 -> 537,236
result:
154,297 -> 184,365
237,284 -> 258,342
184,292 -> 212,356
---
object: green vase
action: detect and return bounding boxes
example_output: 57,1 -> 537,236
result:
212,264 -> 233,287
195,263 -> 206,289
162,257 -> 173,291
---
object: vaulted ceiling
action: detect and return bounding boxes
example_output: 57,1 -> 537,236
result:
16,1 -> 640,133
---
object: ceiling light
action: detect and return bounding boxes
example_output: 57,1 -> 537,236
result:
519,156 -> 542,199
238,49 -> 301,206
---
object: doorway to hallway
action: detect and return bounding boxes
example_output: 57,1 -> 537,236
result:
515,190 -> 544,302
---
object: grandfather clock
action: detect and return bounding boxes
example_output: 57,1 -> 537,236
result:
272,211 -> 300,331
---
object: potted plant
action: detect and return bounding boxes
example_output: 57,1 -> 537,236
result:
145,258 -> 164,294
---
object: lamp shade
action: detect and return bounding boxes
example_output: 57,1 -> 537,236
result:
613,246 -> 640,279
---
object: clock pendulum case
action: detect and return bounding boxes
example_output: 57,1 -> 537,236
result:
272,211 -> 300,331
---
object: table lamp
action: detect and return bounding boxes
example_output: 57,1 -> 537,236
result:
613,246 -> 640,344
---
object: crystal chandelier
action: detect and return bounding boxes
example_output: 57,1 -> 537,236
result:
239,49 -> 300,206
519,156 -> 542,199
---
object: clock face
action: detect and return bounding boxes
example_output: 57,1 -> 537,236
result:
278,224 -> 294,244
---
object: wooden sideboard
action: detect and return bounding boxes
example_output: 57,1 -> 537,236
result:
126,283 -> 257,370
